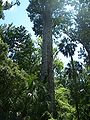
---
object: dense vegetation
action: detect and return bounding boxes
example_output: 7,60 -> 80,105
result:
0,0 -> 90,120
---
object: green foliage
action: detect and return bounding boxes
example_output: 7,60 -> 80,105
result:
78,66 -> 90,120
54,59 -> 64,82
55,85 -> 76,120
0,38 -> 32,120
64,61 -> 90,120
54,59 -> 64,71
0,0 -> 90,119
0,0 -> 3,19
76,2 -> 90,64
0,38 -> 8,61
0,24 -> 31,58
0,24 -> 40,76
59,38 -> 77,57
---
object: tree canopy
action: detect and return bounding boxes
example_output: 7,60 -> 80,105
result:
0,0 -> 90,120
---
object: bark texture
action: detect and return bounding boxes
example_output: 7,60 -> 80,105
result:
41,2 -> 55,117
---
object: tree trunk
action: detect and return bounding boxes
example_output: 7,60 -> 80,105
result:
41,2 -> 55,117
71,55 -> 80,120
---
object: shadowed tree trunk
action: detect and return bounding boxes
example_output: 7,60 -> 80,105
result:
71,55 -> 80,120
41,2 -> 55,117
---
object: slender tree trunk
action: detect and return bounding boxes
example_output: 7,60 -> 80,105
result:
41,2 -> 55,117
71,55 -> 80,120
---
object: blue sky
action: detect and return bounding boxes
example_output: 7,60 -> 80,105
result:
0,0 -> 35,36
